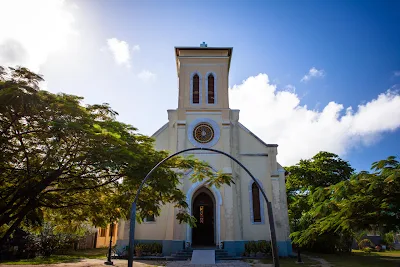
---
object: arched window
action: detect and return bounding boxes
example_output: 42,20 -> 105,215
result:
207,74 -> 215,104
251,182 -> 261,222
192,74 -> 200,104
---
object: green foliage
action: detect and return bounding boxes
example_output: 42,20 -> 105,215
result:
286,152 -> 354,252
286,152 -> 354,231
382,232 -> 395,246
133,243 -> 162,254
362,247 -> 374,253
257,240 -> 271,254
358,239 -> 374,250
287,151 -> 400,254
30,223 -> 73,257
0,66 -> 232,245
131,242 -> 162,256
244,240 -> 271,255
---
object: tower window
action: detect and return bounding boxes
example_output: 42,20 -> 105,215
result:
192,74 -> 200,104
207,74 -> 215,104
251,182 -> 261,222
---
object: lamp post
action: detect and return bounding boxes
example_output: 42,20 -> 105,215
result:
296,245 -> 303,264
293,220 -> 303,264
104,221 -> 114,265
127,147 -> 280,267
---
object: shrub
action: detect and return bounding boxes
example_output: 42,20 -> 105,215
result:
358,239 -> 374,250
362,247 -> 375,253
245,240 -> 271,255
133,242 -> 162,255
382,232 -> 395,247
258,240 -> 271,253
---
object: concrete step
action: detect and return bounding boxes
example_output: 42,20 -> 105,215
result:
191,250 -> 215,264
170,248 -> 235,261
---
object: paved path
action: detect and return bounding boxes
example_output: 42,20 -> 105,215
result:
305,256 -> 334,267
167,260 -> 251,267
0,259 -> 165,267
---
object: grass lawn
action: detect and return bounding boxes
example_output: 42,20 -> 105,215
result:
249,256 -> 319,267
0,248 -> 108,265
304,250 -> 399,267
256,250 -> 400,267
56,248 -> 109,259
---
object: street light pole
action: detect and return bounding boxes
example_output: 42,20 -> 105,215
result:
296,246 -> 303,264
105,221 -> 114,265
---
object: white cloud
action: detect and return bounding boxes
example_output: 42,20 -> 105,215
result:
138,70 -> 156,81
106,38 -> 132,67
132,45 -> 140,52
229,74 -> 400,166
301,67 -> 325,82
0,0 -> 76,72
394,70 -> 400,77
283,84 -> 296,93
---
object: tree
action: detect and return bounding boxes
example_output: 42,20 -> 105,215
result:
0,66 -> 232,245
290,155 -> 400,252
286,151 -> 354,252
286,152 -> 354,229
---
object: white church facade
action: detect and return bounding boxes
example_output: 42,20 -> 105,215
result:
116,44 -> 292,257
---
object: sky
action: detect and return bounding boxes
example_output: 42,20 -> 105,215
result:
1,0 -> 400,171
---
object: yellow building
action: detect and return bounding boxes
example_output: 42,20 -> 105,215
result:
116,43 -> 292,257
96,223 -> 118,248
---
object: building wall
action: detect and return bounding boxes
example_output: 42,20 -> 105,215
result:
115,46 -> 292,257
96,223 -> 118,248
116,115 -> 292,255
237,124 -> 270,241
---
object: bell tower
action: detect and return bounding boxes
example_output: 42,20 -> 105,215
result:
174,43 -> 233,121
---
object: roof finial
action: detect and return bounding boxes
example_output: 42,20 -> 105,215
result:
200,42 -> 207,48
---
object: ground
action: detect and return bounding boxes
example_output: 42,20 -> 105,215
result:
257,250 -> 400,267
1,249 -> 400,267
0,259 -> 166,267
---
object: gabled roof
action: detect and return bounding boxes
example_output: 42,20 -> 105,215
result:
151,122 -> 168,138
238,122 -> 278,148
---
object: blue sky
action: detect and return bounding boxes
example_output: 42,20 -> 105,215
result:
1,0 -> 400,171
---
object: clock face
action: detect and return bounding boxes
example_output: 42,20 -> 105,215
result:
193,123 -> 214,144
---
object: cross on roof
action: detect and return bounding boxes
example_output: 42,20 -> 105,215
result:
200,42 -> 208,47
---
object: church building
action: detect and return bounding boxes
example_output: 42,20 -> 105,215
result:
116,44 -> 292,257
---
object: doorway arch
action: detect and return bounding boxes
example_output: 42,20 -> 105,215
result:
192,187 -> 215,246
186,180 -> 222,247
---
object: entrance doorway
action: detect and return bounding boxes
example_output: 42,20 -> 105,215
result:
192,187 -> 215,246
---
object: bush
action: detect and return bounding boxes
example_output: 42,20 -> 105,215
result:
382,232 -> 395,246
1,222 -> 91,259
244,240 -> 271,256
0,228 -> 38,260
31,223 -> 79,257
133,242 -> 162,256
358,239 -> 374,250
362,247 -> 375,253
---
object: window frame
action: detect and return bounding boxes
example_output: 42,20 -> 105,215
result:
249,179 -> 265,224
190,72 -> 202,105
205,71 -> 217,105
144,214 -> 156,223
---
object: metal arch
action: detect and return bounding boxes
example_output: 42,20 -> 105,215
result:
128,147 -> 280,267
